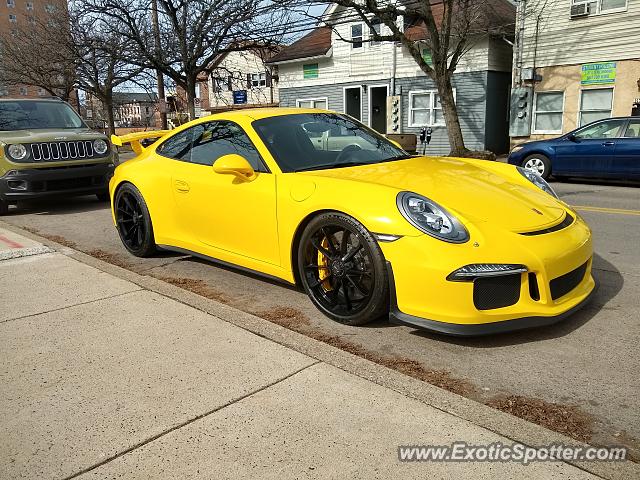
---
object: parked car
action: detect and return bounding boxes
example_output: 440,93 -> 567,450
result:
0,97 -> 116,215
508,116 -> 640,180
110,108 -> 594,336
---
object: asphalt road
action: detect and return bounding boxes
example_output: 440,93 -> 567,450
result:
2,176 -> 639,458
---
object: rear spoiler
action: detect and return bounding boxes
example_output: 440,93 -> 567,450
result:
110,130 -> 171,155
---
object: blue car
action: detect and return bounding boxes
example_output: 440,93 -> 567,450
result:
508,117 -> 640,180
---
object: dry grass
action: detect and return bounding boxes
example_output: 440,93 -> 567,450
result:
253,306 -> 475,397
156,275 -> 230,304
486,394 -> 593,443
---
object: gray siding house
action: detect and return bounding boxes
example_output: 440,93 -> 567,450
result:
268,2 -> 514,155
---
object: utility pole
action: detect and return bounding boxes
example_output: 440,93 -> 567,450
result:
151,0 -> 167,129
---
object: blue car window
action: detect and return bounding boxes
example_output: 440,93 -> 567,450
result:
623,120 -> 640,138
575,119 -> 626,140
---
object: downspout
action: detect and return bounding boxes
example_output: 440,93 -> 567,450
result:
391,41 -> 397,95
515,0 -> 527,87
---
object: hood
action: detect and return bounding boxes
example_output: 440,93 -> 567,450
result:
303,156 -> 566,232
0,128 -> 105,143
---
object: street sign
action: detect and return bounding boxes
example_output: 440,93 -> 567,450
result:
233,90 -> 248,105
581,62 -> 617,86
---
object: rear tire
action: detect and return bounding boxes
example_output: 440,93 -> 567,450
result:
297,212 -> 389,326
114,183 -> 156,257
522,154 -> 551,180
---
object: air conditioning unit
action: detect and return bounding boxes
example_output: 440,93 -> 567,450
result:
570,2 -> 591,17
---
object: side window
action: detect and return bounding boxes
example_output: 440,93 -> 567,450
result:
623,120 -> 640,138
157,126 -> 202,161
574,119 -> 626,140
190,121 -> 265,171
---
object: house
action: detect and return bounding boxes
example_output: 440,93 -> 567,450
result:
112,92 -> 159,128
267,1 -> 515,155
510,0 -> 640,143
196,46 -> 279,114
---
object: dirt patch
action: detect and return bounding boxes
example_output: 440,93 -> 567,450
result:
155,275 -> 230,304
252,306 -> 474,397
21,227 -> 79,249
85,248 -> 131,269
254,306 -> 310,330
486,394 -> 593,443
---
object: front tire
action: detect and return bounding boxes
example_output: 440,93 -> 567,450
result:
522,154 -> 551,180
0,198 -> 8,216
114,183 -> 156,257
297,212 -> 389,326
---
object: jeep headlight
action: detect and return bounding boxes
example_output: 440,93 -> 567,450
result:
93,139 -> 109,155
517,166 -> 558,198
397,191 -> 469,243
7,144 -> 28,160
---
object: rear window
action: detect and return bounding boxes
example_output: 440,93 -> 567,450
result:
0,100 -> 85,131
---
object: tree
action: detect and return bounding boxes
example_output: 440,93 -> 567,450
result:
84,0 -> 292,119
69,8 -> 146,134
305,0 -> 514,156
0,14 -> 76,101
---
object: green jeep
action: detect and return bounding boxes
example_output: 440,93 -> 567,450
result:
0,97 -> 115,215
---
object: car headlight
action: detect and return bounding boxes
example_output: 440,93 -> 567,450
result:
510,145 -> 524,154
397,191 -> 469,243
517,166 -> 558,198
93,139 -> 109,155
7,144 -> 28,160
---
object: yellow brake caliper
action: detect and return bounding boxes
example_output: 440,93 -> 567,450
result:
318,238 -> 333,291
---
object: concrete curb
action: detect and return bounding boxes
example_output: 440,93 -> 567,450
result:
2,219 -> 636,480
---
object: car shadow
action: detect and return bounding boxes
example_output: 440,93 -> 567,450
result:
8,195 -> 108,216
406,253 -> 623,347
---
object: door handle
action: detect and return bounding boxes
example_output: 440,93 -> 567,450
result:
602,141 -> 615,146
174,179 -> 190,193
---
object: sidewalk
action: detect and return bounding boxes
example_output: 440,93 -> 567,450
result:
0,226 -> 627,479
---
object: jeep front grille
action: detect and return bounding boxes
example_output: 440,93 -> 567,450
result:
29,141 -> 98,161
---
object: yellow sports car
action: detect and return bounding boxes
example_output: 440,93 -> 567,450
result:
110,108 -> 595,335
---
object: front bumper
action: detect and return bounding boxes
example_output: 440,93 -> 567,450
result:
380,213 -> 596,336
0,162 -> 114,202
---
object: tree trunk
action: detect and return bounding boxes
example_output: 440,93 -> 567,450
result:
185,76 -> 197,120
435,74 -> 468,157
103,91 -> 116,136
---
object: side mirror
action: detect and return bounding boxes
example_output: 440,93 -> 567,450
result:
567,133 -> 578,142
212,154 -> 256,181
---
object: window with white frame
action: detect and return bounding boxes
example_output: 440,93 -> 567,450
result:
7,0 -> 15,8
26,1 -> 33,10
573,0 -> 628,14
296,98 -> 328,110
251,72 -> 266,88
19,86 -> 27,96
351,23 -> 363,49
45,3 -> 56,13
8,14 -> 17,22
579,88 -> 613,126
532,91 -> 564,133
37,88 -> 47,96
408,90 -> 454,127
369,18 -> 382,46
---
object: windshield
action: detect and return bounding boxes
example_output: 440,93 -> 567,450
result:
0,100 -> 85,131
252,113 -> 410,172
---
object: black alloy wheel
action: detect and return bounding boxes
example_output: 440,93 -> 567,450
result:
298,212 -> 389,325
114,183 -> 156,257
